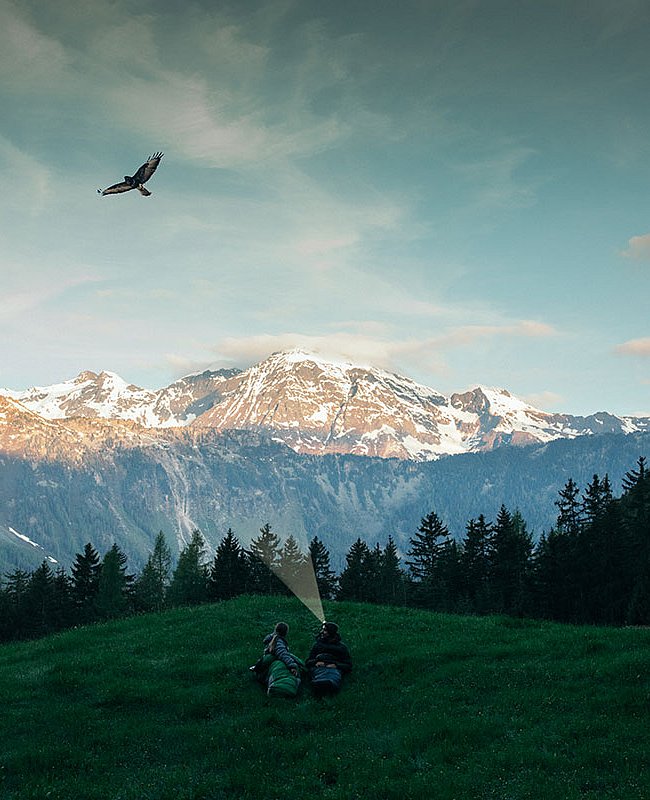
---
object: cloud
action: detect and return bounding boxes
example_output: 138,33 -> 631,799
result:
0,0 -> 71,90
453,144 -> 539,218
522,390 -> 564,411
436,319 -> 557,348
82,6 -> 369,170
615,338 -> 650,357
0,135 -> 53,213
175,332 -> 444,382
198,316 -> 558,379
0,262 -> 101,321
621,234 -> 650,261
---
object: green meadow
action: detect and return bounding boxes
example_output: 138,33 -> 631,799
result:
1,596 -> 648,799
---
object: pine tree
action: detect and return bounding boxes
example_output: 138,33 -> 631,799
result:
406,511 -> 452,609
532,528 -> 574,621
542,480 -> 588,622
578,484 -> 627,624
71,543 -> 101,622
308,536 -> 337,600
555,478 -> 583,535
582,474 -> 613,526
95,544 -> 132,620
622,457 -> 650,565
621,457 -> 650,624
622,456 -> 648,495
246,523 -> 283,595
459,515 -> 493,613
147,531 -> 172,597
133,532 -> 172,612
0,584 -> 13,642
337,538 -> 372,601
489,506 -> 533,616
23,561 -> 55,638
277,534 -> 309,596
3,569 -> 30,639
437,538 -> 462,612
167,530 -> 209,607
378,536 -> 407,606
51,568 -> 75,631
207,528 -> 249,601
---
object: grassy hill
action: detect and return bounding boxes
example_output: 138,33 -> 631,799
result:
1,597 -> 649,800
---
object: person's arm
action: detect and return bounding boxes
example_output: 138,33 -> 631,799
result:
273,637 -> 299,672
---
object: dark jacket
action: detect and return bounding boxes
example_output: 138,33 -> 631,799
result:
263,633 -> 301,672
305,633 -> 352,674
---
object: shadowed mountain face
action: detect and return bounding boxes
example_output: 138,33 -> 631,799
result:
1,416 -> 648,574
1,350 -> 648,574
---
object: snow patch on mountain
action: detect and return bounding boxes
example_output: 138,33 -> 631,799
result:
8,527 -> 58,563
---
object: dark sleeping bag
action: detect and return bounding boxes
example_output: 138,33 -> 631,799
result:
309,664 -> 342,695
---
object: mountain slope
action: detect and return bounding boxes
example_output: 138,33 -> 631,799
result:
2,423 -> 649,574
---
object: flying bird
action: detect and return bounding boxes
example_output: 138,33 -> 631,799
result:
97,152 -> 163,196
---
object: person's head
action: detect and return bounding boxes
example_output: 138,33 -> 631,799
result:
274,622 -> 289,637
320,621 -> 339,639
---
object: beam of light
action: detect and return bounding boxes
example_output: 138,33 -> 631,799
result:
258,537 -> 325,622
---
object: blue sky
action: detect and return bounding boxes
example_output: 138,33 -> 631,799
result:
1,0 -> 649,415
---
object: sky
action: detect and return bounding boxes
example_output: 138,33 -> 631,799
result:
1,0 -> 649,416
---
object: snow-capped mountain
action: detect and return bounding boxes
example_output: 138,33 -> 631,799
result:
3,368 -> 238,428
3,350 -> 648,461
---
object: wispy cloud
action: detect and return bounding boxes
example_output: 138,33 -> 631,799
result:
206,332 -> 446,379
621,234 -> 650,261
434,320 -> 557,348
0,135 -> 53,213
0,273 -> 102,321
522,390 -> 565,411
198,316 -> 559,379
0,0 -> 71,90
615,337 -> 650,357
452,143 -> 539,219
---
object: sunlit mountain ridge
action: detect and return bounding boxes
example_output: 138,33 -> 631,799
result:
3,349 -> 648,462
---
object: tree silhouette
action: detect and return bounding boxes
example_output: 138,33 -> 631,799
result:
309,536 -> 337,600
246,523 -> 283,595
208,528 -> 249,601
406,511 -> 453,608
71,543 -> 101,622
167,530 -> 208,607
459,515 -> 493,613
133,532 -> 173,613
95,544 -> 132,620
489,507 -> 532,616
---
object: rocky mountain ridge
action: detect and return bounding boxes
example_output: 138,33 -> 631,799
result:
2,349 -> 648,462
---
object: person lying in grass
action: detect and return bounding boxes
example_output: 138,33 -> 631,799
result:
305,621 -> 352,696
250,621 -> 304,697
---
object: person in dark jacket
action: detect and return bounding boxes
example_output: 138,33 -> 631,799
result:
305,621 -> 352,695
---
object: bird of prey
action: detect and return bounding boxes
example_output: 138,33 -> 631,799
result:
97,152 -> 163,196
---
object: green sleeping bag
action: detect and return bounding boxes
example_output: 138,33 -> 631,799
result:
260,653 -> 305,698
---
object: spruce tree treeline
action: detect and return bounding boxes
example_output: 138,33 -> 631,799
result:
1,457 -> 648,643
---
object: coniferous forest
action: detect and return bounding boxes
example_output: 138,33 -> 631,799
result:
1,457 -> 648,644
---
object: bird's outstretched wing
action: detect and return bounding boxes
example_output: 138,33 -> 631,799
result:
132,152 -> 163,185
98,181 -> 134,195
